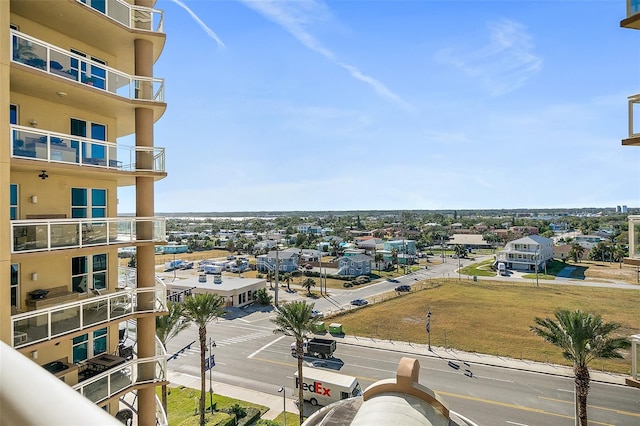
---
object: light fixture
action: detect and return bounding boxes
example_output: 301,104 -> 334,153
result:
30,195 -> 38,204
29,119 -> 38,127
56,91 -> 67,97
31,350 -> 38,359
38,170 -> 48,180
31,273 -> 38,281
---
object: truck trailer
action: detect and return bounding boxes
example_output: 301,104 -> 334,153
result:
294,367 -> 362,406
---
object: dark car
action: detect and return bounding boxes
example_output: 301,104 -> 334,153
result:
395,285 -> 411,292
350,299 -> 368,306
388,278 -> 400,283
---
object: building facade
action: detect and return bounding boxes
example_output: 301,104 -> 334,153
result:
496,235 -> 554,271
2,1 -> 168,423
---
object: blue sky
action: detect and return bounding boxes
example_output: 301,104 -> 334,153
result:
119,0 -> 640,213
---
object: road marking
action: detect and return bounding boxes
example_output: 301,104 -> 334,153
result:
539,396 -> 640,418
557,388 -> 573,393
505,422 -> 528,426
248,335 -> 287,359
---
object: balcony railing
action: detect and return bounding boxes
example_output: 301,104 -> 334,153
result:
118,267 -> 166,289
12,286 -> 166,349
73,355 -> 167,405
629,215 -> 640,259
77,0 -> 164,33
629,0 -> 640,17
11,217 -> 166,254
11,30 -> 164,102
10,125 -> 165,172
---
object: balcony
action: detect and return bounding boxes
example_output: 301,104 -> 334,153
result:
622,1 -> 640,29
624,215 -> 640,266
74,355 -> 167,405
11,217 -> 166,254
622,94 -> 640,146
11,125 -> 166,176
10,0 -> 165,66
12,286 -> 166,349
76,0 -> 165,34
12,30 -> 164,102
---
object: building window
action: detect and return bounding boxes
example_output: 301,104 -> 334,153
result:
10,104 -> 18,124
70,118 -> 107,162
72,254 -> 107,293
71,187 -> 106,218
10,184 -> 18,220
11,264 -> 19,310
72,327 -> 107,363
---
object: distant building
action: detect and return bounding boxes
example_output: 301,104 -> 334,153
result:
336,254 -> 372,277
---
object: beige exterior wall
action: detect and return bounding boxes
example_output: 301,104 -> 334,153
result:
1,0 -> 11,343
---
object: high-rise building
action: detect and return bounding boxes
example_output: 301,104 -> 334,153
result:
1,1 -> 168,423
620,1 -> 640,390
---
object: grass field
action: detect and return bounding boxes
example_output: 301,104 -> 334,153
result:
326,278 -> 640,375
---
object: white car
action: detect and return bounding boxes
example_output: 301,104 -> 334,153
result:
311,310 -> 323,318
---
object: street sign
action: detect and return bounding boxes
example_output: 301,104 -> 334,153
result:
205,354 -> 215,371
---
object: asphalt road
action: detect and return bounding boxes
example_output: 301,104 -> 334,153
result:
166,310 -> 640,425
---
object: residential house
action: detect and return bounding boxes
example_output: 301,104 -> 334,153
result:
256,250 -> 299,273
447,234 -> 492,250
336,254 -> 372,277
496,235 -> 554,271
383,240 -> 417,255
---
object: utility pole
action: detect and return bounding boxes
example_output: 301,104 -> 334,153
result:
426,309 -> 431,351
274,248 -> 279,306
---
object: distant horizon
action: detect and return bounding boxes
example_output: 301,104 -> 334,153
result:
122,205 -> 638,217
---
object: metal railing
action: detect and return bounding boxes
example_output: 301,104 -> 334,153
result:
10,125 -> 165,172
629,216 -> 640,259
118,267 -> 166,290
76,0 -> 164,33
73,355 -> 167,405
12,286 -> 167,349
11,217 -> 166,254
11,30 -> 164,102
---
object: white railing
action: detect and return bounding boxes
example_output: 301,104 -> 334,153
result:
629,216 -> 640,259
12,286 -> 166,348
118,267 -> 166,289
11,217 -> 166,253
73,355 -> 167,405
10,125 -> 165,172
76,0 -> 164,33
11,30 -> 164,102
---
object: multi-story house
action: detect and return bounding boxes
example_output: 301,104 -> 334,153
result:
2,1 -> 169,423
620,0 -> 640,389
256,249 -> 299,273
337,253 -> 372,277
496,235 -> 553,271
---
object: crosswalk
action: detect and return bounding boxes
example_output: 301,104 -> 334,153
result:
169,330 -> 274,361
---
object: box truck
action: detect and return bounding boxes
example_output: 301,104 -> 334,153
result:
294,367 -> 362,406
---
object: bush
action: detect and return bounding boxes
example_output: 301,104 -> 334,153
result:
343,282 -> 353,288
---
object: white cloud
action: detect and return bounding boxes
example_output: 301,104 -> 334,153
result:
169,0 -> 226,47
238,0 -> 410,109
436,19 -> 542,96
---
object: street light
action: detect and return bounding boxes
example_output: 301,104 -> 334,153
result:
426,309 -> 432,351
278,387 -> 286,426
208,338 -> 216,412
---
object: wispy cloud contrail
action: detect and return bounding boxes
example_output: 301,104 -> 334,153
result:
169,0 -> 225,48
238,0 -> 411,110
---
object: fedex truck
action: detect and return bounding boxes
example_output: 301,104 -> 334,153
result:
294,367 -> 362,406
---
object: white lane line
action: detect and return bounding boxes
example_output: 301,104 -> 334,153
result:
248,335 -> 287,359
557,388 -> 574,393
506,422 -> 529,426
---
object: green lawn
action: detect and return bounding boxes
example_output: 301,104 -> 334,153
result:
161,386 -> 269,426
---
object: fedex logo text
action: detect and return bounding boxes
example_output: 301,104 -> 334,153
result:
295,378 -> 331,396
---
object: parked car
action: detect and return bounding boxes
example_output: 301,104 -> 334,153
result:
227,255 -> 236,260
388,278 -> 400,283
395,285 -> 411,292
311,310 -> 324,318
351,299 -> 368,306
304,264 -> 313,270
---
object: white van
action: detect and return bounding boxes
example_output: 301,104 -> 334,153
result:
294,367 -> 362,406
497,262 -> 507,276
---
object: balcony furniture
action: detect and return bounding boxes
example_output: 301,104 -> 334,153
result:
87,354 -> 126,373
29,289 -> 49,300
26,285 -> 78,309
118,344 -> 134,361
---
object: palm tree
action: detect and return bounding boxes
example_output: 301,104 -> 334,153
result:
266,270 -> 275,289
156,301 -> 190,413
271,301 -> 316,426
282,272 -> 292,292
391,248 -> 399,272
568,243 -> 585,263
530,310 -> 629,426
183,293 -> 226,426
301,277 -> 316,296
454,244 -> 466,259
374,252 -> 383,273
